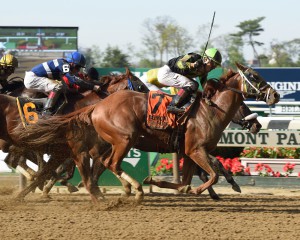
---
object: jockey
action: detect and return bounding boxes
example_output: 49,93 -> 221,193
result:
154,48 -> 222,114
0,53 -> 20,93
24,51 -> 101,116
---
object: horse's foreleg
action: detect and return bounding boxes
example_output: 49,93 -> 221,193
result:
182,156 -> 220,199
210,155 -> 241,193
187,148 -> 218,195
196,167 -> 220,200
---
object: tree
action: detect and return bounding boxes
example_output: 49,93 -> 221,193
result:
267,39 -> 300,67
82,45 -> 102,68
232,17 -> 265,66
141,16 -> 193,66
101,45 -> 131,68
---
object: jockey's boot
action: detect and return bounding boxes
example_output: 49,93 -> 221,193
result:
167,87 -> 192,114
42,85 -> 63,117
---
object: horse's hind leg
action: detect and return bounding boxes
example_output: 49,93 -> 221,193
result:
143,155 -> 193,193
42,159 -> 78,198
16,155 -> 63,200
210,155 -> 241,193
74,152 -> 104,204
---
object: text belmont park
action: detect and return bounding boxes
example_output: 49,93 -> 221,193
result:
218,130 -> 300,147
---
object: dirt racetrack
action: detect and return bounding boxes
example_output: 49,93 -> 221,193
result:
1,185 -> 300,240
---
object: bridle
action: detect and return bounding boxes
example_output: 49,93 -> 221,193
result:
225,68 -> 271,102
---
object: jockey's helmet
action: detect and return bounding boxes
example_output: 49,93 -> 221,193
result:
0,54 -> 18,68
204,48 -> 222,66
88,67 -> 99,80
67,51 -> 86,68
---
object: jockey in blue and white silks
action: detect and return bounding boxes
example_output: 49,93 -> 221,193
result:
24,51 -> 100,115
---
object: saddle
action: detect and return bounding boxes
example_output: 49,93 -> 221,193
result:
146,90 -> 199,130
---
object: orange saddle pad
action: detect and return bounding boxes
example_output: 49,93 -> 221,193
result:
146,91 -> 176,129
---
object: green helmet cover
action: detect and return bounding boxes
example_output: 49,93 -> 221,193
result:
204,48 -> 222,66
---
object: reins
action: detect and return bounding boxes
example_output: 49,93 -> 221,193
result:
224,69 -> 266,100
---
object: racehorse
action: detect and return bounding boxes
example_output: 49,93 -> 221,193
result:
0,78 -> 47,182
16,63 -> 279,203
20,69 -> 263,201
0,68 -> 146,194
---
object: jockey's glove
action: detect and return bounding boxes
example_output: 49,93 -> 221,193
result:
93,85 -> 101,93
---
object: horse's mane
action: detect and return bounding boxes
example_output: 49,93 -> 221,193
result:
219,68 -> 237,84
100,74 -> 127,86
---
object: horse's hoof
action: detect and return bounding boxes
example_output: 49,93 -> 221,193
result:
67,185 -> 79,193
135,191 -> 144,203
210,194 -> 220,200
77,181 -> 84,188
143,176 -> 152,184
178,185 -> 191,193
98,195 -> 106,201
189,188 -> 201,195
121,192 -> 131,198
41,194 -> 52,199
232,183 -> 242,193
15,196 -> 25,202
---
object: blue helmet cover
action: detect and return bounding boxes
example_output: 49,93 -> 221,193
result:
66,51 -> 86,67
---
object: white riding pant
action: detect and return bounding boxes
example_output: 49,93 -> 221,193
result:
24,71 -> 62,93
157,65 -> 195,89
139,74 -> 160,91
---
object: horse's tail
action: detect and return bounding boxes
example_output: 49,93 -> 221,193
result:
16,105 -> 96,149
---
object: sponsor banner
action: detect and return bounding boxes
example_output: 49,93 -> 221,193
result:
254,68 -> 300,102
218,130 -> 300,147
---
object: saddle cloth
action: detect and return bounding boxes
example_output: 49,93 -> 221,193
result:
16,97 -> 45,127
146,91 -> 177,129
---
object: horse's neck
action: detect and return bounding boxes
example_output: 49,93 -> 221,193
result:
205,89 -> 243,129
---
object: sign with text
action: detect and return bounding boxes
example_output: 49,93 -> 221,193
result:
254,68 -> 300,102
218,130 -> 300,147
275,105 -> 300,114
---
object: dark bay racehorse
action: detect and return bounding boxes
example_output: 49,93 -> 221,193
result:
0,78 -> 47,181
16,63 -> 279,203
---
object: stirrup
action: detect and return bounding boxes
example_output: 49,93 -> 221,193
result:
41,109 -> 53,117
167,105 -> 185,114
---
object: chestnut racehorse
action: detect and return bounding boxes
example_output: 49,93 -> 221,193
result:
0,68 -> 146,192
16,63 -> 279,203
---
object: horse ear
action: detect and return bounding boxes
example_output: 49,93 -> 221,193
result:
235,62 -> 247,71
125,67 -> 133,77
